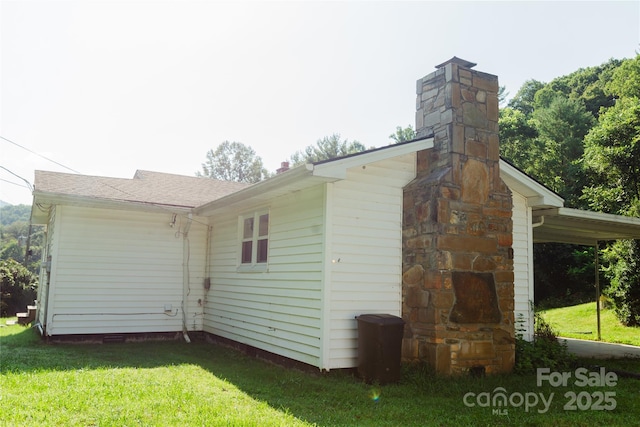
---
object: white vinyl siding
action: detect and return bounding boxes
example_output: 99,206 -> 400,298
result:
204,154 -> 417,371
44,205 -> 206,336
204,186 -> 325,367
512,192 -> 534,341
326,154 -> 416,369
36,206 -> 56,328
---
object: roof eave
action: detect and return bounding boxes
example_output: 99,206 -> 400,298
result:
194,138 -> 435,216
532,207 -> 640,246
499,160 -> 564,208
30,191 -> 193,224
193,164 -> 319,216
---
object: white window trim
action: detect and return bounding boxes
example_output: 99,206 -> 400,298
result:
237,209 -> 269,273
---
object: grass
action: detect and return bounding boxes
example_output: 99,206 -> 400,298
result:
539,302 -> 640,346
1,322 -> 640,426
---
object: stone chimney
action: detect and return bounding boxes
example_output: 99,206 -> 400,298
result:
401,57 -> 514,375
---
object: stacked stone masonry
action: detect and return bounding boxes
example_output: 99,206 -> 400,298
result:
402,57 -> 514,375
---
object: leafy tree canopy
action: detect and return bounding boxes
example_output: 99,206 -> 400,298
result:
533,58 -> 621,116
389,125 -> 416,144
289,134 -> 367,166
197,141 -> 270,183
507,79 -> 545,116
582,54 -> 640,215
499,55 -> 638,314
0,204 -> 31,226
0,258 -> 37,316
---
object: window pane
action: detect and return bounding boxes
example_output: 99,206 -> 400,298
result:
241,241 -> 253,263
259,214 -> 269,237
243,217 -> 254,239
257,238 -> 268,263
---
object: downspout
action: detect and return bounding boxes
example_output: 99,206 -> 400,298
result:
532,216 -> 545,228
203,225 -> 212,300
182,213 -> 193,343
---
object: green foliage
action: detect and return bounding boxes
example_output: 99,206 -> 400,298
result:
500,57 -> 640,318
532,58 -> 620,117
289,134 -> 367,166
582,97 -> 640,213
580,55 -> 640,326
0,259 -> 37,316
389,125 -> 416,144
531,96 -> 594,206
606,55 -> 640,99
0,205 -> 43,274
514,312 -> 576,375
498,108 -> 538,170
497,85 -> 509,106
603,239 -> 640,326
534,244 -> 595,305
197,141 -> 270,183
507,79 -> 545,116
0,204 -> 32,226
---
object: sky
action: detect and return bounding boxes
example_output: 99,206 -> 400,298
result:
1,0 -> 639,206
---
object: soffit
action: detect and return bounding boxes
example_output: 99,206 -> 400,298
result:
533,207 -> 640,246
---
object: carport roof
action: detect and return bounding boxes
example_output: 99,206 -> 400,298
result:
532,207 -> 640,246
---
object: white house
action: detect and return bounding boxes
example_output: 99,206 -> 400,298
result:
30,58 -> 640,374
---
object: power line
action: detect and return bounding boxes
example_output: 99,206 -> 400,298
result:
0,165 -> 33,190
0,177 -> 31,189
0,136 -> 212,228
0,135 -> 81,174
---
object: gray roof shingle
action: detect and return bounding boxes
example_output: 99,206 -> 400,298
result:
34,169 -> 249,208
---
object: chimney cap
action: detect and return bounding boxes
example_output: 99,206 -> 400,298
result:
435,56 -> 477,70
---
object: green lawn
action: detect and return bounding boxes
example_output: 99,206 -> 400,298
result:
1,322 -> 640,426
540,303 -> 640,346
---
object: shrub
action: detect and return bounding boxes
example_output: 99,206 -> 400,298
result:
0,259 -> 37,316
514,311 -> 576,374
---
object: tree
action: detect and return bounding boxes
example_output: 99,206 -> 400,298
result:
498,107 -> 539,172
500,59 -> 628,308
389,125 -> 416,144
197,141 -> 270,183
289,134 -> 367,166
604,239 -> 640,326
581,54 -> 640,325
0,259 -> 37,316
531,96 -> 595,206
582,55 -> 640,214
582,98 -> 640,213
508,79 -> 545,116
533,59 -> 621,117
0,205 -> 43,275
498,85 -> 509,106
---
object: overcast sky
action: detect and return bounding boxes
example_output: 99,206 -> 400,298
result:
1,0 -> 638,205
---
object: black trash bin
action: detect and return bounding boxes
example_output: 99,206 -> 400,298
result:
356,313 -> 405,384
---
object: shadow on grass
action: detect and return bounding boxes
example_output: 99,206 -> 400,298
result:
3,326 -> 640,426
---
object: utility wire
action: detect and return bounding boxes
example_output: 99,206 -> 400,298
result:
0,165 -> 33,190
1,135 -> 81,174
0,177 -> 30,189
0,136 -> 212,227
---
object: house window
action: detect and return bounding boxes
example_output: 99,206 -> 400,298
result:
239,211 -> 269,269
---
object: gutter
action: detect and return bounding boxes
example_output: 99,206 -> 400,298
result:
31,192 -> 193,224
193,164 -> 316,215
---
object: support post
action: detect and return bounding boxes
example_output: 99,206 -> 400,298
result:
595,241 -> 601,341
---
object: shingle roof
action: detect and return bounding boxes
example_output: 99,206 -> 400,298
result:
33,169 -> 249,208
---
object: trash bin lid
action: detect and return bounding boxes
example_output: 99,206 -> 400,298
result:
356,313 -> 405,325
